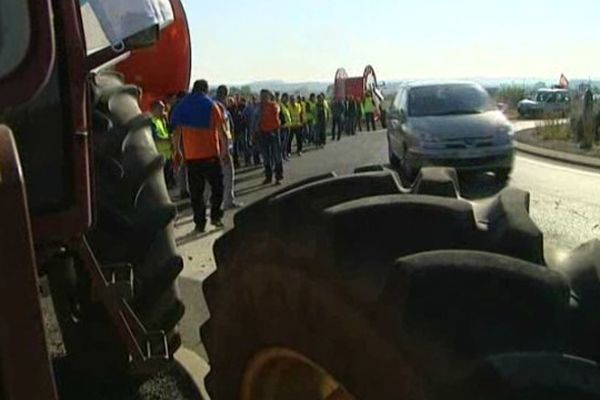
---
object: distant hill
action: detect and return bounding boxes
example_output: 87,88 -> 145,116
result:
237,81 -> 330,95
228,77 -> 600,97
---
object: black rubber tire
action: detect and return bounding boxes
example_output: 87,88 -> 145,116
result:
48,71 -> 184,381
518,108 -> 527,119
474,188 -> 544,264
557,240 -> 600,361
495,168 -> 511,183
202,249 -> 568,399
202,172 -> 568,399
412,167 -> 460,198
468,353 -> 600,400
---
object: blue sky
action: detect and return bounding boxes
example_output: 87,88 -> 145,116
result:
181,0 -> 599,84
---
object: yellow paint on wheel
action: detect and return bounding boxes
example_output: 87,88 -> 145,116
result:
241,347 -> 355,400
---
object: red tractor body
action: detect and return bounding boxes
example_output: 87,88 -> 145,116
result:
115,0 -> 192,111
0,1 -> 191,398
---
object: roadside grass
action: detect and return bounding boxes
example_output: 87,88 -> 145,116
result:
535,117 -> 571,141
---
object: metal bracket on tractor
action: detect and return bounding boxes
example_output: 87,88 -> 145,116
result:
70,238 -> 171,375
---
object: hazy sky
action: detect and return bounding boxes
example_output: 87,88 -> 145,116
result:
181,0 -> 600,84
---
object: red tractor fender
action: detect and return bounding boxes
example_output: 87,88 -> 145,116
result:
114,0 -> 191,111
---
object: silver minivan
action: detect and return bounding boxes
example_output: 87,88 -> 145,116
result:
517,88 -> 571,118
387,81 -> 515,181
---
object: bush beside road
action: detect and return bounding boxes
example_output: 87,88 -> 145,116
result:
514,118 -> 600,168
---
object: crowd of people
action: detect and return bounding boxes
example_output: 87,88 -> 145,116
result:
150,79 -> 385,233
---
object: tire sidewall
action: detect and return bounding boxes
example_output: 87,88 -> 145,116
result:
203,261 -> 426,400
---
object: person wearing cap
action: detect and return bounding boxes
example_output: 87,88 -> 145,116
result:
363,92 -> 377,132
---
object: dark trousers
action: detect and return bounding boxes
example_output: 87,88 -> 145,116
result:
365,112 -> 376,131
249,132 -> 262,165
288,126 -> 303,154
232,132 -> 240,167
259,132 -> 283,181
356,116 -> 363,132
331,116 -> 343,140
280,128 -> 290,159
187,159 -> 224,228
233,126 -> 249,167
164,158 -> 175,189
305,122 -> 315,144
345,115 -> 356,135
316,120 -> 327,146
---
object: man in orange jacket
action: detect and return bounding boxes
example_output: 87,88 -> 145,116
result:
170,79 -> 226,232
252,90 -> 283,184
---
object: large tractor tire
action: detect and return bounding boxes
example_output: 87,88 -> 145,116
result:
201,169 -> 573,399
48,71 -> 184,385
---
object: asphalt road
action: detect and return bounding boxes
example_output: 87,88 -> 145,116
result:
175,123 -> 600,359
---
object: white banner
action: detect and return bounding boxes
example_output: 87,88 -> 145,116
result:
81,0 -> 174,50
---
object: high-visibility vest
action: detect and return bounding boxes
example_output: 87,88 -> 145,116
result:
363,97 -> 376,113
305,100 -> 317,123
170,93 -> 224,161
300,101 -> 306,122
288,102 -> 303,127
279,102 -> 292,128
151,116 -> 172,159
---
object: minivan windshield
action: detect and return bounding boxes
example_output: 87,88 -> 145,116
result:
409,84 -> 496,117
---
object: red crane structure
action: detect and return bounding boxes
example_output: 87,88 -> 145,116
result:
333,65 -> 384,103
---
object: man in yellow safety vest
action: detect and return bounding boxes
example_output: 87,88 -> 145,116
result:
279,93 -> 292,161
150,100 -> 175,188
363,92 -> 377,132
287,95 -> 304,155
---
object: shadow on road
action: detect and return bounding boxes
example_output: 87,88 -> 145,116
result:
176,227 -> 224,246
236,165 -> 263,174
175,215 -> 194,228
235,170 -> 264,184
235,182 -> 272,197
